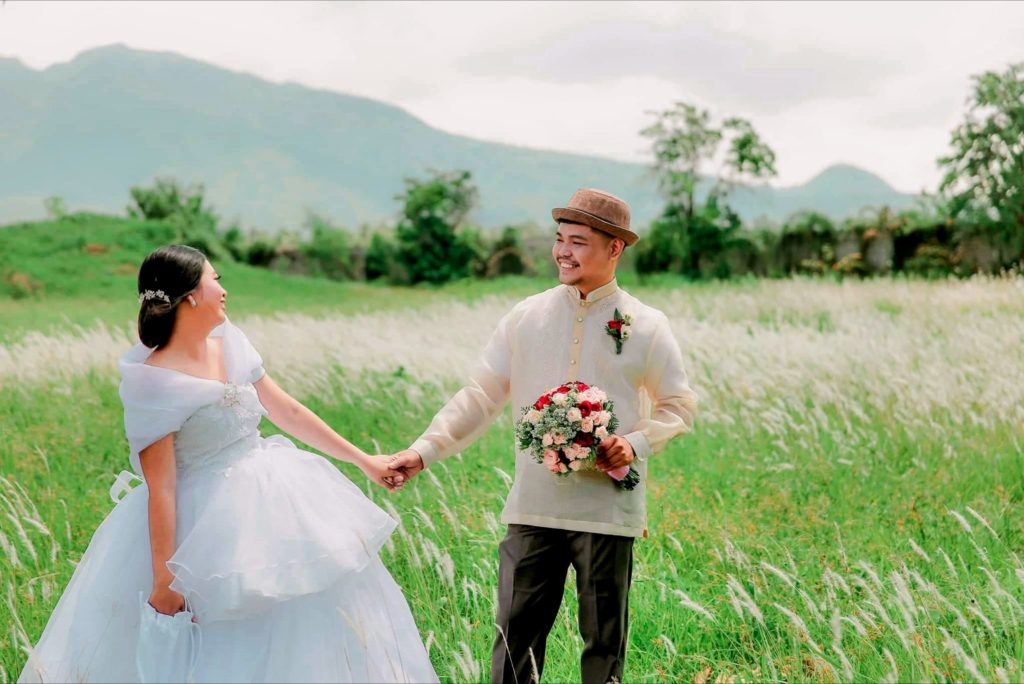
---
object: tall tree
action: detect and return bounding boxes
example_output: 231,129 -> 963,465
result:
641,103 -> 777,218
394,170 -> 480,284
638,103 -> 777,277
939,62 -> 1024,236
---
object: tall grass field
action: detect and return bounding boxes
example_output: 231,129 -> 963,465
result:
2,261 -> 1023,681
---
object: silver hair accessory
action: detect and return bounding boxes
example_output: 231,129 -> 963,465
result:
138,289 -> 171,305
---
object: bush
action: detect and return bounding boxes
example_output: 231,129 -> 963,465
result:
486,226 -> 532,277
365,233 -> 397,281
127,177 -> 231,261
301,214 -> 354,281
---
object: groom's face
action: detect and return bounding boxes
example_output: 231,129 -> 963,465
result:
553,221 -> 623,288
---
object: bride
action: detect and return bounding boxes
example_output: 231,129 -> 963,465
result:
18,245 -> 436,683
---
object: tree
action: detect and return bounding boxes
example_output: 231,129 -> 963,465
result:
43,196 -> 68,220
641,102 -> 777,220
939,62 -> 1024,237
394,170 -> 480,284
127,177 -> 217,226
638,103 -> 777,277
127,177 -> 229,259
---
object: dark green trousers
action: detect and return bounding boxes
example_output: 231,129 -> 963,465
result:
491,524 -> 635,684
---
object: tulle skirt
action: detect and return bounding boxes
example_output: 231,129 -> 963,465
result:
18,437 -> 438,683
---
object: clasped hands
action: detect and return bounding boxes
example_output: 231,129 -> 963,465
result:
368,436 -> 633,491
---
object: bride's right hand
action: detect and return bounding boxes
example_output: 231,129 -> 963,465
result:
358,454 -> 405,491
148,584 -> 186,616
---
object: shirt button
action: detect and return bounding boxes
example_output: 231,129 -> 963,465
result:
570,360 -> 577,365
577,317 -> 583,322
573,338 -> 579,344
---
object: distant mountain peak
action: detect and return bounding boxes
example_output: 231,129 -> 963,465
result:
804,164 -> 898,193
0,44 -> 915,228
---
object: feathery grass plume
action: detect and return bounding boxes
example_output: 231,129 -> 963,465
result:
940,627 -> 986,683
908,538 -> 932,563
673,589 -> 716,623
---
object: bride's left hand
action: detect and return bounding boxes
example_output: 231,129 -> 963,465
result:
358,454 -> 405,491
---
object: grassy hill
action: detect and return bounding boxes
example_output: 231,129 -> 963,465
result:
0,213 -> 552,342
0,45 -> 914,230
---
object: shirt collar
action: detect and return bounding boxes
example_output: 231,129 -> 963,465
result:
566,278 -> 619,305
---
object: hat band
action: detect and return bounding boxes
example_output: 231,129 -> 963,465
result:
558,206 -> 626,231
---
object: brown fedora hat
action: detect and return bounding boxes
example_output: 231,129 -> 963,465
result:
552,188 -> 639,246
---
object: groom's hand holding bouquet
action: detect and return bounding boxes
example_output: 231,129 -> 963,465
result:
514,381 -> 640,490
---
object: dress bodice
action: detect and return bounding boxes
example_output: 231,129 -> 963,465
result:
174,382 -> 267,475
119,319 -> 269,476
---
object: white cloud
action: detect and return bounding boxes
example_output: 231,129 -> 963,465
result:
1,0 -> 1022,193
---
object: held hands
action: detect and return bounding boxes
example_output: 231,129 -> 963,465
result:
385,449 -> 425,486
595,435 -> 635,472
358,454 -> 407,492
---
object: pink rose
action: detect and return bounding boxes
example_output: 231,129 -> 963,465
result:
553,432 -> 567,445
581,418 -> 595,433
595,426 -> 609,439
568,459 -> 585,471
566,407 -> 582,423
542,432 -> 554,446
543,450 -> 560,472
564,444 -> 583,461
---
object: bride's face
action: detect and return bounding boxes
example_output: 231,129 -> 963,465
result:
191,260 -> 228,324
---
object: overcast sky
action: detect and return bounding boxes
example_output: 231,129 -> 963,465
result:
2,1 -> 1022,193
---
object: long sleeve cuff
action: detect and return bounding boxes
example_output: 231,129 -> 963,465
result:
623,430 -> 652,462
410,439 -> 440,467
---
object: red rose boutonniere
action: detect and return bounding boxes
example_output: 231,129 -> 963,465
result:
605,308 -> 633,355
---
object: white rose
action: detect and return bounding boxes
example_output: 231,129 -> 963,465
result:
526,409 -> 542,423
581,418 -> 594,433
621,325 -> 631,340
542,432 -> 554,446
595,426 -> 609,439
552,393 -> 568,406
566,407 -> 582,423
597,411 -> 612,425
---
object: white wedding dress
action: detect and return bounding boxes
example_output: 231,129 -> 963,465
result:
18,320 -> 438,683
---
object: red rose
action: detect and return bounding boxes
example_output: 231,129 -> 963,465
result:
574,433 -> 595,447
575,382 -> 590,391
577,402 -> 592,418
556,385 -> 570,394
534,395 -> 552,410
608,320 -> 623,332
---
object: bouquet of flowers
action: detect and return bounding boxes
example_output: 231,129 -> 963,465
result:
514,381 -> 640,491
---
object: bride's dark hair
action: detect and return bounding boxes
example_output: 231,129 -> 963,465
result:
137,245 -> 207,349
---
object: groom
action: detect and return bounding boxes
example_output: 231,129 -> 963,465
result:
389,188 -> 698,683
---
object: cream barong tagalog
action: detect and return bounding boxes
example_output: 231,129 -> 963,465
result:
411,280 -> 698,537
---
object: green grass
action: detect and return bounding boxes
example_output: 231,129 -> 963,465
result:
3,215 -> 1024,681
3,369 -> 1022,682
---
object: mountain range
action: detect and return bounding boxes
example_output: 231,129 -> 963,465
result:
0,44 -> 915,230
